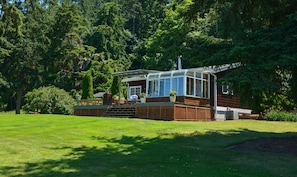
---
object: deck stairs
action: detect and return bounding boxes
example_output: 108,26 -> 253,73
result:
104,105 -> 136,117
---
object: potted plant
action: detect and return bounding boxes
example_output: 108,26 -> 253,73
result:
169,90 -> 176,102
139,92 -> 146,103
75,93 -> 82,101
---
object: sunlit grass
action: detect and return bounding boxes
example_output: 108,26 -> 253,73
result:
0,113 -> 297,177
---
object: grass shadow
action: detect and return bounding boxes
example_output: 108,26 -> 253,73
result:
2,129 -> 297,177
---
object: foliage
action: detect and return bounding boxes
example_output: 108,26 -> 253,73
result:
180,0 -> 297,112
265,110 -> 297,122
45,3 -> 95,91
90,59 -> 123,93
139,92 -> 146,98
1,0 -> 297,114
82,71 -> 94,99
145,0 -> 194,70
23,86 -> 76,114
111,76 -> 119,96
87,1 -> 131,69
170,90 -> 177,96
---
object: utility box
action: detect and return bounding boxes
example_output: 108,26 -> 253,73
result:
225,110 -> 239,120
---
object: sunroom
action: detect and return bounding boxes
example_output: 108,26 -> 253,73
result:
146,69 -> 210,99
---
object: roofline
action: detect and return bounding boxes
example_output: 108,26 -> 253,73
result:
114,63 -> 241,78
112,69 -> 160,77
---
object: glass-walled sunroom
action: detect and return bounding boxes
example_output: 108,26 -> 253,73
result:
146,70 -> 210,99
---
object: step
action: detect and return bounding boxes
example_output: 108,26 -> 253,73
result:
103,106 -> 136,117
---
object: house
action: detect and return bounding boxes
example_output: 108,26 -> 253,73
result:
74,62 -> 251,121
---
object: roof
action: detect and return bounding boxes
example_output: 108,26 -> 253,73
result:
94,92 -> 105,98
113,63 -> 241,80
112,69 -> 160,77
188,62 -> 242,73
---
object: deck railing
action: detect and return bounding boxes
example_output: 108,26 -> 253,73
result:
77,99 -> 103,106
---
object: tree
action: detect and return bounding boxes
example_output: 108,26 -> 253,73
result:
0,1 -> 47,114
87,1 -> 131,69
144,0 -> 195,70
183,0 -> 297,111
82,71 -> 94,99
90,59 -> 114,93
45,3 -> 95,91
111,76 -> 119,96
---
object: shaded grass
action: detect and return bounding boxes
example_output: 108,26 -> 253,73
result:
0,113 -> 297,177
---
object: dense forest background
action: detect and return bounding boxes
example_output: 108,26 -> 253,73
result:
1,0 -> 297,113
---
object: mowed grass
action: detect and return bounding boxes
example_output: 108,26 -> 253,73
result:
0,113 -> 297,177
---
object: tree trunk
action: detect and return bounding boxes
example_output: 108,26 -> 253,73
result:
15,90 -> 22,114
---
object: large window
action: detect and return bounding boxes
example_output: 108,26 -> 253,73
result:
129,86 -> 141,97
148,80 -> 158,97
147,70 -> 209,98
186,72 -> 209,98
159,78 -> 170,96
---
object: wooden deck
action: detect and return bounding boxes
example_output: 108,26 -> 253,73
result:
136,102 -> 213,121
74,102 -> 214,121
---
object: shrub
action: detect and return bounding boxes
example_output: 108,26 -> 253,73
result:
111,76 -> 119,96
265,110 -> 297,122
23,86 -> 76,114
82,71 -> 94,99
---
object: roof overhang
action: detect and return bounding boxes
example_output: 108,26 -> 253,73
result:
113,69 -> 160,77
122,76 -> 146,82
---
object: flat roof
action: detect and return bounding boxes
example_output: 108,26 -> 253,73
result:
113,63 -> 241,77
112,69 -> 160,77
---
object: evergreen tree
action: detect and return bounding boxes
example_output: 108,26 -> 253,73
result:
82,71 -> 94,99
111,76 -> 119,96
45,3 -> 95,91
87,1 -> 131,69
0,1 -> 47,114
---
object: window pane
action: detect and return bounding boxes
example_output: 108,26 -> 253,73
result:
172,77 -> 184,96
129,86 -> 141,97
160,72 -> 171,78
164,78 -> 170,96
186,71 -> 194,77
222,84 -> 228,94
203,80 -> 208,98
187,77 -> 194,96
173,71 -> 185,77
178,77 -> 184,95
172,78 -> 178,95
203,74 -> 208,80
148,80 -> 158,97
196,79 -> 202,97
196,72 -> 202,78
159,79 -> 164,96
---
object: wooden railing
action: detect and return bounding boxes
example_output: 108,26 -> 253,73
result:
77,99 -> 103,106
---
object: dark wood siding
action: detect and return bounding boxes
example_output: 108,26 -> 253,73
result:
128,80 -> 146,93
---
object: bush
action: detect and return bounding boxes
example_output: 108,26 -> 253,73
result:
111,76 -> 119,96
82,71 -> 94,99
23,86 -> 76,114
265,110 -> 297,122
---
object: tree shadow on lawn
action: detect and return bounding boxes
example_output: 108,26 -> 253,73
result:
2,129 -> 297,177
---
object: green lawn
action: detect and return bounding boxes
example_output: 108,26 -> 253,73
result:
0,113 -> 297,177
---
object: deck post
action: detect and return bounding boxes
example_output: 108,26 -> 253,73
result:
118,76 -> 121,105
209,72 -> 217,120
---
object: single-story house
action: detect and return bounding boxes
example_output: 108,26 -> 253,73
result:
74,62 -> 251,121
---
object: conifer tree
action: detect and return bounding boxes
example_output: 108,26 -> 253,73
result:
82,71 -> 94,99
